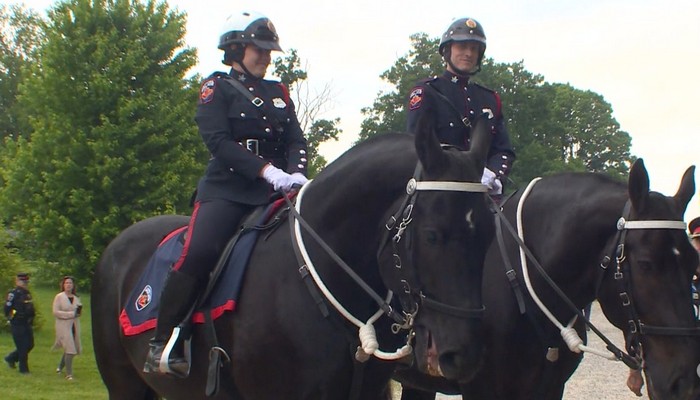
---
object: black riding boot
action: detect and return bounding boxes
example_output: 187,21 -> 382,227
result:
143,270 -> 200,376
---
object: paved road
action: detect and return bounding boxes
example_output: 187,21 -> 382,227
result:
393,301 -> 648,399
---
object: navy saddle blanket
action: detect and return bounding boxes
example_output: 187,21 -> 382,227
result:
119,205 -> 278,336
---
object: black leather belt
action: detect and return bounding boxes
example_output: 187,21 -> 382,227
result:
241,139 -> 285,158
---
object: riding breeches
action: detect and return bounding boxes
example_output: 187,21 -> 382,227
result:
172,199 -> 254,283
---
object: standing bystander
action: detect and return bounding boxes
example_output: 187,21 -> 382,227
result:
3,272 -> 35,374
52,276 -> 82,380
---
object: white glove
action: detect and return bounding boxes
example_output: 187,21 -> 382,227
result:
262,165 -> 295,192
289,172 -> 309,188
481,167 -> 503,195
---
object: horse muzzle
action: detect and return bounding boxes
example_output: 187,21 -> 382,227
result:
416,326 -> 485,383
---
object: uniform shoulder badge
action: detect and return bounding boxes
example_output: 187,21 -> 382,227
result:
409,87 -> 424,110
199,79 -> 216,104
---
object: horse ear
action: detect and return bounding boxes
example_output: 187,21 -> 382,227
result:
468,113 -> 492,171
414,103 -> 448,174
628,158 -> 650,213
673,165 -> 696,214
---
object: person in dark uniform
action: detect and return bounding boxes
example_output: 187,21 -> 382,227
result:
143,10 -> 308,376
406,17 -> 515,195
4,272 -> 35,374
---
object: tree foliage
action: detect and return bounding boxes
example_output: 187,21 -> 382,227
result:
273,49 -> 341,176
0,0 -> 205,286
359,33 -> 634,185
0,4 -> 44,141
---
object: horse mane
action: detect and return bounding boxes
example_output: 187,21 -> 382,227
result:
311,133 -> 419,202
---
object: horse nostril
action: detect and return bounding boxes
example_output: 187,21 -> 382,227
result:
438,349 -> 482,382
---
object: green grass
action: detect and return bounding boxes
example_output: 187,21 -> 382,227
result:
0,286 -> 109,400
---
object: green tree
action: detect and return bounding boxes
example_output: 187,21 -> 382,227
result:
0,0 -> 205,287
273,49 -> 341,176
0,4 -> 44,141
358,33 -> 634,185
358,33 -> 442,141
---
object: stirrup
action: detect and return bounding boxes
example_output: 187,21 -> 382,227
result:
159,326 -> 192,377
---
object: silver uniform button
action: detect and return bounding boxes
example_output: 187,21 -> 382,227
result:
240,113 -> 246,117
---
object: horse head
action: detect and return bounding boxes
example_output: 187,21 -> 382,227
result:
380,110 -> 495,383
597,159 -> 700,399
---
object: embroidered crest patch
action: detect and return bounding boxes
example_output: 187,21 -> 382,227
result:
199,79 -> 216,104
409,87 -> 423,110
135,285 -> 152,311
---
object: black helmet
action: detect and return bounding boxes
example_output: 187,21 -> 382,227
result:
439,17 -> 486,62
218,11 -> 282,52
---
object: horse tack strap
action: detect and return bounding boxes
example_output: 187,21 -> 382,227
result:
617,218 -> 687,231
639,324 -> 700,336
494,216 -> 527,315
413,181 -> 488,193
421,296 -> 485,318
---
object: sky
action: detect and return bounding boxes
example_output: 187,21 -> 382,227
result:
6,0 -> 700,221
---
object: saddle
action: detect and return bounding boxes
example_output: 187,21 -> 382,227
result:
120,195 -> 294,388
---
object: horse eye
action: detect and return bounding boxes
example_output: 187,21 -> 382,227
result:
424,230 -> 439,245
638,260 -> 654,271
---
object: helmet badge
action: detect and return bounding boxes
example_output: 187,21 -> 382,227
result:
267,20 -> 277,34
466,19 -> 477,29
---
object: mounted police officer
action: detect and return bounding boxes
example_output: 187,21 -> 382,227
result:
4,273 -> 35,374
143,10 -> 308,376
407,17 -> 515,195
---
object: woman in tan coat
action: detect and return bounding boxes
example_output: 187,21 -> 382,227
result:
52,276 -> 82,380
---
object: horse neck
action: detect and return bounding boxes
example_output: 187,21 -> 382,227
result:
308,136 -> 417,231
297,137 -> 418,302
516,173 -> 628,309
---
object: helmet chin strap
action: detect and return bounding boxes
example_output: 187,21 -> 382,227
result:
230,45 -> 259,79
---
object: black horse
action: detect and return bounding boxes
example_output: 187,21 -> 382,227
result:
92,113 -> 497,399
397,159 -> 700,400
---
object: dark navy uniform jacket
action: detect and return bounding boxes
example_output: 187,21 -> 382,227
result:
195,69 -> 308,205
4,286 -> 35,326
406,71 -> 515,181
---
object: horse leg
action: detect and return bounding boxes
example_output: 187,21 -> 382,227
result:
400,387 -> 437,400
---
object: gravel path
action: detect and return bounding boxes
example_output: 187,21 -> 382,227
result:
393,301 -> 647,399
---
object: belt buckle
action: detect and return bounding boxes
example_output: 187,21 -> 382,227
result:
245,139 -> 259,155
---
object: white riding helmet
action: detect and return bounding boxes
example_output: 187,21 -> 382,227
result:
218,11 -> 282,52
